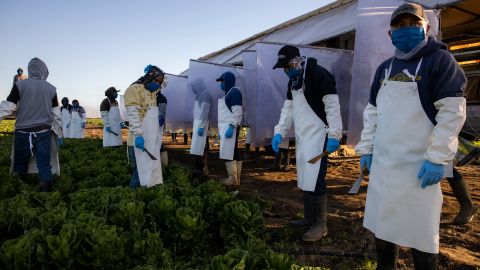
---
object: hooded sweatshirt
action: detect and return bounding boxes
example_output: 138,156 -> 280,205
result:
220,72 -> 242,111
369,37 -> 467,124
7,58 -> 59,131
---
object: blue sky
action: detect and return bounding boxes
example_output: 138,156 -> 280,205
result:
0,0 -> 334,117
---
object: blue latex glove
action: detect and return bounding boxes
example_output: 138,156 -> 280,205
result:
57,138 -> 63,147
158,115 -> 165,127
66,123 -> 70,128
106,127 -> 112,133
225,124 -> 235,139
417,160 -> 445,189
326,138 -> 340,154
135,136 -> 145,150
197,127 -> 204,136
81,122 -> 86,128
272,134 -> 283,153
120,122 -> 127,129
360,154 -> 372,173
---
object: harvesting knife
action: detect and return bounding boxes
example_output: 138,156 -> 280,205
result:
107,130 -> 119,136
143,148 -> 158,160
348,166 -> 369,194
308,151 -> 328,164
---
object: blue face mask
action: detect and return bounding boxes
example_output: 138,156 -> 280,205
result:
146,82 -> 160,92
220,82 -> 226,91
284,68 -> 302,80
391,26 -> 425,53
109,92 -> 118,100
73,104 -> 79,109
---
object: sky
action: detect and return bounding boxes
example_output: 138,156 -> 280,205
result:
0,0 -> 335,117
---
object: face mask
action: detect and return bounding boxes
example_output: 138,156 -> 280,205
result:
220,81 -> 226,91
285,68 -> 302,80
62,101 -> 68,106
146,82 -> 160,92
108,92 -> 118,100
73,104 -> 79,109
391,26 -> 425,53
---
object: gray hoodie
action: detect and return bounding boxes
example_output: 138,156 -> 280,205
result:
9,58 -> 59,131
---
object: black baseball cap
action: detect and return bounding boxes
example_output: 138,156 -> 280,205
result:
273,45 -> 300,69
105,86 -> 120,96
390,3 -> 427,26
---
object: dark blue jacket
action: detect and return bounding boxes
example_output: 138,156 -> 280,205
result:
369,37 -> 467,124
219,71 -> 242,111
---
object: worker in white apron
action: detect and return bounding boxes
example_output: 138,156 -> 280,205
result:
125,64 -> 166,188
69,99 -> 86,139
355,4 -> 467,269
0,57 -> 62,192
189,79 -> 212,176
60,97 -> 72,138
272,45 -> 343,242
100,87 -> 124,147
216,71 -> 243,186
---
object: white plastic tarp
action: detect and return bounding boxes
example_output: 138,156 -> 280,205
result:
346,0 -> 440,146
186,60 -> 245,129
118,95 -> 127,122
255,42 -> 354,147
242,50 -> 257,143
407,0 -> 464,8
161,74 -> 190,130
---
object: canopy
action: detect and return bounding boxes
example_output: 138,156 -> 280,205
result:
255,41 -> 353,146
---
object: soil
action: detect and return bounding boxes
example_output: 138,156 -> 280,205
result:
86,128 -> 480,269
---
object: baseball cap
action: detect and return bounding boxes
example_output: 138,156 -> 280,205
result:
390,3 -> 427,26
105,86 -> 120,96
273,45 -> 300,69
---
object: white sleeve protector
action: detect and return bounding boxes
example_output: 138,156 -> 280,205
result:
425,97 -> 466,165
51,106 -> 63,138
81,111 -> 86,123
126,106 -> 142,136
0,100 -> 16,120
198,102 -> 211,128
322,94 -> 343,140
355,103 -> 378,155
100,111 -> 109,127
274,100 -> 294,137
230,105 -> 243,127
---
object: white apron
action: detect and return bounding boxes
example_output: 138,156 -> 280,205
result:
70,110 -> 85,138
134,107 -> 163,187
363,58 -> 442,254
103,105 -> 123,147
61,108 -> 71,138
10,130 -> 60,176
190,101 -> 210,156
292,87 -> 328,191
218,97 -> 237,161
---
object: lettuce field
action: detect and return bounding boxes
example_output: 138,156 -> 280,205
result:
0,135 -> 316,270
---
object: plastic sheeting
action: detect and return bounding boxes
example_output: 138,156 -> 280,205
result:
118,95 -> 127,122
242,50 -> 257,144
346,0 -> 440,146
255,41 -> 353,147
161,74 -> 190,131
186,60 -> 245,129
408,0 -> 464,8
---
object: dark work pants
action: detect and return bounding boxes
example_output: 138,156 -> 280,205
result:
306,137 -> 328,197
14,130 -> 52,182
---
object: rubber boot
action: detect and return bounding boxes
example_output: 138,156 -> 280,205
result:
273,152 -> 282,170
221,161 -> 238,186
302,194 -> 327,241
412,249 -> 437,270
39,180 -> 52,192
447,176 -> 477,225
160,151 -> 168,170
375,237 -> 398,270
289,192 -> 313,227
236,161 -> 242,186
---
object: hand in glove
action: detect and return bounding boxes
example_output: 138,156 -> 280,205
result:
326,138 -> 340,154
120,122 -> 127,129
197,127 -> 204,136
360,154 -> 372,173
135,136 -> 145,150
67,123 -> 70,128
158,114 -> 165,127
57,138 -> 63,147
272,134 -> 283,153
81,122 -> 86,128
417,160 -> 445,189
106,127 -> 112,133
225,124 -> 235,139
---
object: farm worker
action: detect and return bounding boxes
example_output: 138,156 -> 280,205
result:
60,97 -> 72,138
0,57 -> 62,192
13,67 -> 27,84
189,79 -> 213,176
125,64 -> 166,188
69,99 -> 86,138
271,45 -> 343,242
216,71 -> 243,186
355,3 -> 467,269
157,88 -> 168,169
100,87 -> 125,147
447,167 -> 477,225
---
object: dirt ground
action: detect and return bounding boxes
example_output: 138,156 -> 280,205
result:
86,128 -> 479,269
